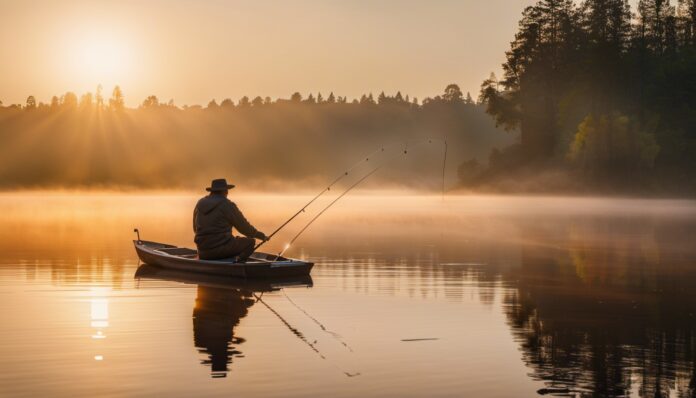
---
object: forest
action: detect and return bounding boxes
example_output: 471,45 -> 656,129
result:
476,0 -> 696,194
0,85 -> 510,190
2,0 -> 695,195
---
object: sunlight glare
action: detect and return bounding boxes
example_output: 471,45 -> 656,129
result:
70,33 -> 133,85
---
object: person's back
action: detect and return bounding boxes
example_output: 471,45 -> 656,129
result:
193,179 -> 267,261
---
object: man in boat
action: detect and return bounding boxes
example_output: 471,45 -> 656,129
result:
193,178 -> 268,262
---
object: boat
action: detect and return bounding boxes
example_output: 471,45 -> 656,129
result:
134,263 -> 313,291
133,239 -> 314,278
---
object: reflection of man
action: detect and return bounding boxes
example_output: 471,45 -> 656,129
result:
193,286 -> 255,377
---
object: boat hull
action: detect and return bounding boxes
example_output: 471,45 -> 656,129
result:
133,240 -> 314,278
134,263 -> 313,291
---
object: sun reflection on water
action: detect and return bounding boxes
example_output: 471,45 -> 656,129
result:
89,287 -> 110,361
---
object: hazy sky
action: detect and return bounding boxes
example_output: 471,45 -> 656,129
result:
2,0 -> 539,106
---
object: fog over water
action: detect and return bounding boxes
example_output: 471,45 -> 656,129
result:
1,192 -> 695,397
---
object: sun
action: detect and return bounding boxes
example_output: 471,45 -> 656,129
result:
69,33 -> 134,86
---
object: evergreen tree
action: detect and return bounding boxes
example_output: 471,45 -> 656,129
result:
95,84 -> 104,109
79,92 -> 93,109
487,0 -> 578,158
109,86 -> 125,110
465,92 -> 474,104
25,95 -> 36,109
637,0 -> 676,53
62,92 -> 78,108
677,0 -> 696,46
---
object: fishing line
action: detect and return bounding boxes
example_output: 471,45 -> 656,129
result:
258,137 -> 448,255
253,293 -> 324,358
254,292 -> 360,377
277,161 -> 388,259
254,143 -> 397,252
277,138 -> 443,258
282,289 -> 354,352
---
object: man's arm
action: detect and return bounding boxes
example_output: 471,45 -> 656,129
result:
224,202 -> 266,240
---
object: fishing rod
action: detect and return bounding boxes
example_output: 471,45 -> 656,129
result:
276,162 -> 386,259
256,137 -> 448,254
253,144 -> 393,252
275,138 -> 445,258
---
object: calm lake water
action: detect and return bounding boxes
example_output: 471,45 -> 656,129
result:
1,192 -> 695,397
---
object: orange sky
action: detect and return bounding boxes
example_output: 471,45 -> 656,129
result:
2,0 -> 537,106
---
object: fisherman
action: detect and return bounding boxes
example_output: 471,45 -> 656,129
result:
193,178 -> 268,262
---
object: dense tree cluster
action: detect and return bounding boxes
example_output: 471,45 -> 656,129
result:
479,0 -> 696,193
0,85 -> 510,189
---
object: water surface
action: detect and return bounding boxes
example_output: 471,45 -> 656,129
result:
1,193 -> 695,397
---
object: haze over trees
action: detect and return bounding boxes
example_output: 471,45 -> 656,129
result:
0,85 -> 509,190
476,0 -> 696,193
2,0 -> 695,194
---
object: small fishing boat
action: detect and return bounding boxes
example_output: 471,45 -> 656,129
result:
133,239 -> 314,278
134,263 -> 313,291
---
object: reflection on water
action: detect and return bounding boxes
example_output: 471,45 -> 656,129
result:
135,264 -> 314,379
193,286 -> 253,378
90,288 -> 109,362
0,192 -> 695,397
504,222 -> 696,397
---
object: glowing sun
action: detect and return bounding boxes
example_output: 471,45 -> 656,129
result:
69,33 -> 134,85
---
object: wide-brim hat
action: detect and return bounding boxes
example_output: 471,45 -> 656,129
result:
206,178 -> 236,192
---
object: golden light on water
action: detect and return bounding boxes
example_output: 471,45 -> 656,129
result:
90,287 -> 110,362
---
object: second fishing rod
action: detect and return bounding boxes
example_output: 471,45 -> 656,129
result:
252,143 -> 392,251
255,137 -> 447,254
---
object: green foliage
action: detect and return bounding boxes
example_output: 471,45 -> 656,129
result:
568,113 -> 660,175
476,0 -> 696,192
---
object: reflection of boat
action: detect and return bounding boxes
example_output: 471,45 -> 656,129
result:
134,263 -> 313,291
133,240 -> 314,278
134,264 -> 313,378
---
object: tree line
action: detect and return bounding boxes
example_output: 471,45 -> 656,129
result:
0,84 -> 510,190
5,83 -> 476,111
476,0 -> 696,194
